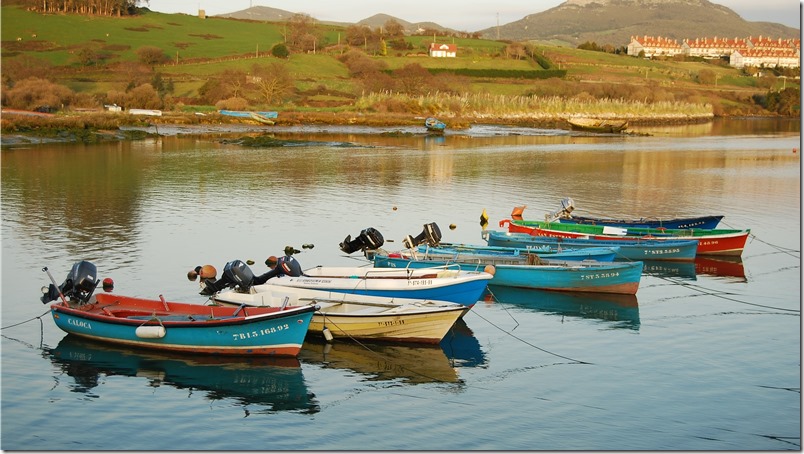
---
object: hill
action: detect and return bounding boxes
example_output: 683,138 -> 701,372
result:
476,0 -> 800,46
216,8 -> 456,34
0,5 -> 798,125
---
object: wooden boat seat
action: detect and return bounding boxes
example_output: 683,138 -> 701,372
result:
126,314 -> 240,321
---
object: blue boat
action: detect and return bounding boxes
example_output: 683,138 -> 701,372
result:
218,110 -> 278,118
41,261 -> 316,356
269,266 -> 492,307
534,197 -> 724,229
482,230 -> 698,262
425,117 -> 446,133
372,254 -> 643,295
408,242 -> 619,262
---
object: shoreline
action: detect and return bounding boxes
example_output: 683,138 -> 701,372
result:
1,109 -> 789,146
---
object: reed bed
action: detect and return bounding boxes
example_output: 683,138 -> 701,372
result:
356,91 -> 714,120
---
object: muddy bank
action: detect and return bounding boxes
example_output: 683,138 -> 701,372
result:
0,109 -> 722,146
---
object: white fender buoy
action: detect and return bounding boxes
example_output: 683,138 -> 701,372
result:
322,327 -> 334,342
135,325 -> 166,339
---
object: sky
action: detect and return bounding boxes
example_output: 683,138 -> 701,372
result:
144,0 -> 802,30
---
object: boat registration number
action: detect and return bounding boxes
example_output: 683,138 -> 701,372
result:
407,279 -> 433,287
580,272 -> 620,280
232,324 -> 290,341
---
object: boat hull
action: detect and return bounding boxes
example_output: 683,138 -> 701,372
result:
271,266 -> 492,306
500,220 -> 749,256
50,294 -> 315,356
483,230 -> 698,261
413,242 -> 619,262
373,255 -> 643,295
558,214 -> 723,230
213,285 -> 467,344
307,309 -> 462,344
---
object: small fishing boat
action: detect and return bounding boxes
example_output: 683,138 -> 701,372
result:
391,241 -> 620,262
567,117 -> 627,133
482,230 -> 699,261
212,284 -> 468,345
218,110 -> 278,119
371,254 -> 643,295
425,117 -> 446,133
499,219 -> 750,257
531,198 -> 724,229
270,265 -> 492,307
219,110 -> 277,125
40,261 -> 316,356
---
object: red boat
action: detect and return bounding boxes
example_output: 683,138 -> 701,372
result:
500,219 -> 750,256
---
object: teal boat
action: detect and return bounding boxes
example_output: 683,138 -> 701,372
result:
483,230 -> 699,261
372,253 -> 643,295
409,242 -> 619,262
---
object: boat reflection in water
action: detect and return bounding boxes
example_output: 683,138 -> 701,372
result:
299,319 -> 486,385
484,285 -> 640,330
641,260 -> 698,280
46,335 -> 319,414
694,256 -> 747,282
440,318 -> 487,369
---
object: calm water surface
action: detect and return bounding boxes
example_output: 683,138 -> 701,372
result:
1,118 -> 800,450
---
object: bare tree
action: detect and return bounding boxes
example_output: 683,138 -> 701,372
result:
250,62 -> 294,105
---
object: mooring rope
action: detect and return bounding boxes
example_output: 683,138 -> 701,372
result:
1,309 -> 51,331
472,288 -> 592,365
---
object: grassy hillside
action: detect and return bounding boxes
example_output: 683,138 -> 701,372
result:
1,5 -> 798,122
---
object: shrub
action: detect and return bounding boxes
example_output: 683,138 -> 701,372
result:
215,97 -> 249,111
3,77 -> 73,110
136,46 -> 170,66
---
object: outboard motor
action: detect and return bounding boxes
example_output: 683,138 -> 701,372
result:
403,222 -> 442,249
223,260 -> 255,290
545,197 -> 575,222
200,260 -> 255,295
339,227 -> 385,254
41,260 -> 99,305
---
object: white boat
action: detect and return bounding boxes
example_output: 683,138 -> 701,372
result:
212,284 -> 469,344
267,266 -> 492,306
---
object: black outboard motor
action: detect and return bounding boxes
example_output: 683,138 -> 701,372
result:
41,260 -> 99,305
200,260 -> 255,295
339,227 -> 385,254
403,222 -> 442,249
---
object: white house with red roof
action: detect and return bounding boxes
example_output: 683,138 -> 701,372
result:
429,43 -> 457,58
626,36 -> 683,57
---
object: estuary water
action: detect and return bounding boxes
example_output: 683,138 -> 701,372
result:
1,118 -> 800,451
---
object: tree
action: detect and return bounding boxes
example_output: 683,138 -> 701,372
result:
250,62 -> 294,105
383,19 -> 404,38
3,77 -> 73,110
393,63 -> 432,95
271,43 -> 290,59
766,87 -> 800,116
127,83 -> 162,109
136,46 -> 169,66
285,13 -> 321,53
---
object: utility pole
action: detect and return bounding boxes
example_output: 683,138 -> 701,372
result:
496,13 -> 500,40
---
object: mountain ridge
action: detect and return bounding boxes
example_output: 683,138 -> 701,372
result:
215,0 -> 799,46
